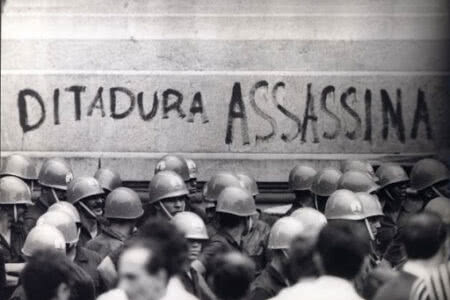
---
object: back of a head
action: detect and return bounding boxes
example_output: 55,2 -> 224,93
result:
288,235 -> 320,282
22,249 -> 94,300
317,222 -> 369,280
135,217 -> 188,278
402,212 -> 447,260
210,252 -> 255,300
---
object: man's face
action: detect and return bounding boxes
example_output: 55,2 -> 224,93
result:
4,205 -> 26,224
83,195 -> 104,216
187,240 -> 203,261
387,181 -> 408,203
368,217 -> 382,237
118,247 -> 167,300
161,196 -> 185,216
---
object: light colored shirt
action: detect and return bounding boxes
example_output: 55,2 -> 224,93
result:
269,276 -> 364,300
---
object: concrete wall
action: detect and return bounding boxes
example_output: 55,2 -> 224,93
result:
1,0 -> 449,181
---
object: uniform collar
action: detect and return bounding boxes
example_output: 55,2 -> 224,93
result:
102,226 -> 128,242
75,245 -> 88,263
218,229 -> 242,250
267,265 -> 289,287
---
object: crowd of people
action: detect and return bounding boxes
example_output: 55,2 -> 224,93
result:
0,154 -> 449,300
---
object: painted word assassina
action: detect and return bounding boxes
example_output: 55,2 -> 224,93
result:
17,81 -> 433,145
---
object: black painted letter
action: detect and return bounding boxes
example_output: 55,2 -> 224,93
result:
110,87 -> 136,119
162,89 -> 186,119
411,89 -> 433,140
381,89 -> 405,143
18,89 -> 46,133
225,82 -> 250,145
65,85 -> 86,121
320,85 -> 341,139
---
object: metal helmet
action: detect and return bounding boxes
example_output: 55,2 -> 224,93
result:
94,168 -> 122,192
268,216 -> 305,250
38,158 -> 74,190
37,211 -> 79,244
325,189 -> 365,221
21,224 -> 66,257
216,186 -> 257,217
288,165 -> 317,191
148,171 -> 189,204
185,159 -> 198,180
311,168 -> 343,196
337,171 -> 380,193
48,201 -> 81,224
0,154 -> 37,180
341,160 -> 378,182
203,172 -> 243,203
290,207 -> 327,237
67,176 -> 104,205
355,192 -> 384,219
376,163 -> 409,189
0,176 -> 33,205
104,187 -> 144,219
236,173 -> 259,196
424,197 -> 450,224
172,211 -> 208,240
154,155 -> 190,182
410,158 -> 450,191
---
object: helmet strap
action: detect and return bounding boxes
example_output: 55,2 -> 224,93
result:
78,201 -> 97,219
51,188 -> 60,203
385,189 -> 395,203
13,205 -> 18,223
30,181 -> 34,192
365,218 -> 375,241
159,202 -> 174,220
314,194 -> 319,210
432,186 -> 444,197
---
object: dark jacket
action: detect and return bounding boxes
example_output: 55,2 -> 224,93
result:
74,246 -> 103,295
85,227 -> 127,260
249,265 -> 288,300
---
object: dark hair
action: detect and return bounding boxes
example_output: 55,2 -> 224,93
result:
317,222 -> 369,280
402,212 -> 447,259
21,250 -> 95,300
210,252 -> 255,300
129,217 -> 188,278
217,212 -> 246,229
288,236 -> 320,282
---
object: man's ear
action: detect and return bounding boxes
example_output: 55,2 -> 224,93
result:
54,282 -> 71,300
155,268 -> 169,284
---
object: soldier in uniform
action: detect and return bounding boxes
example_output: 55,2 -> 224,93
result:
249,217 -> 305,300
66,176 -> 105,246
172,211 -> 215,300
0,177 -> 33,298
86,187 -> 143,259
24,158 -> 73,233
285,165 -> 317,215
198,186 -> 257,276
94,168 -> 122,197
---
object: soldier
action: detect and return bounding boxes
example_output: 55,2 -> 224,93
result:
86,187 -> 143,259
48,201 -> 81,230
198,186 -> 257,275
94,168 -> 122,197
290,207 -> 327,239
249,217 -> 305,300
237,173 -> 271,274
24,158 -> 73,233
37,210 -> 103,295
202,172 -> 243,235
172,212 -> 214,299
209,252 -> 255,300
185,158 -> 199,194
338,170 -> 380,194
286,165 -> 317,214
310,167 -> 342,212
409,158 -> 450,205
355,193 -> 384,257
0,177 -> 33,297
147,170 -> 188,220
67,176 -> 105,246
0,154 -> 37,197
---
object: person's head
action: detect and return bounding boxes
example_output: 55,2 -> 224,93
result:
37,211 -> 79,255
119,218 -> 188,300
22,249 -> 94,300
288,235 -> 320,282
38,158 -> 73,205
148,171 -> 188,219
104,187 -> 144,232
94,168 -> 122,196
338,171 -> 380,194
216,186 -> 257,235
355,192 -> 384,241
402,212 -> 448,263
67,176 -> 105,219
410,158 -> 450,201
185,158 -> 198,193
22,224 -> 66,259
172,212 -> 208,262
209,252 -> 255,300
316,222 -> 370,280
376,163 -> 409,209
0,154 -> 37,191
0,176 -> 33,225
311,168 -> 342,212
